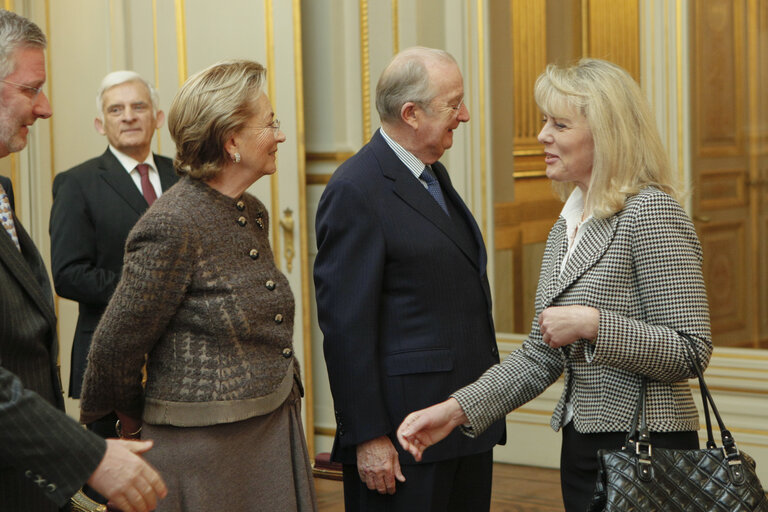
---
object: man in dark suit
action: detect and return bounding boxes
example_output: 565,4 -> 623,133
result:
314,46 -> 505,511
49,70 -> 177,437
0,9 -> 165,512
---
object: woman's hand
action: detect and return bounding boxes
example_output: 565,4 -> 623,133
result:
396,398 -> 468,461
538,305 -> 599,348
116,411 -> 143,439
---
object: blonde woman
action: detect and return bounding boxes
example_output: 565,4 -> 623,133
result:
397,58 -> 712,511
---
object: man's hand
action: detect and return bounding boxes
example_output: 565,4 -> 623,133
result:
86,439 -> 167,512
356,435 -> 406,494
397,398 -> 467,461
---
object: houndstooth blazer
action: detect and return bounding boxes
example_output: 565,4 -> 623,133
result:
453,186 -> 712,436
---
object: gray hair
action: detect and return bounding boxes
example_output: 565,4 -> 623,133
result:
375,46 -> 457,124
96,70 -> 160,119
0,10 -> 46,80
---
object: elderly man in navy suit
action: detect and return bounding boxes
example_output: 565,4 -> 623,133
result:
314,46 -> 505,511
0,9 -> 165,512
49,70 -> 177,438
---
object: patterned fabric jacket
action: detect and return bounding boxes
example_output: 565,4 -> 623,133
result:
453,187 -> 712,435
80,177 -> 297,427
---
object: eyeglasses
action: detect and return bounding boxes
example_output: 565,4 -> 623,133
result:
446,100 -> 464,117
265,118 -> 281,136
1,79 -> 44,98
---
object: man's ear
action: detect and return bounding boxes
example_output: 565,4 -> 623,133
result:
401,101 -> 419,130
94,117 -> 105,135
154,110 -> 165,129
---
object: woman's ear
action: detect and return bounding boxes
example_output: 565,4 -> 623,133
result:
223,133 -> 238,158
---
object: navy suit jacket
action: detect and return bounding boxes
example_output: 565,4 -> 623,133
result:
314,130 -> 505,465
0,175 -> 104,510
49,149 -> 178,397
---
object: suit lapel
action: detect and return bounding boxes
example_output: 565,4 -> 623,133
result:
0,219 -> 57,331
97,149 -> 151,215
372,133 -> 480,271
543,215 -> 617,307
432,162 -> 486,271
156,156 -> 178,191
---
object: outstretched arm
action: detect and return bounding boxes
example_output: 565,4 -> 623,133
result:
87,439 -> 167,512
396,398 -> 468,461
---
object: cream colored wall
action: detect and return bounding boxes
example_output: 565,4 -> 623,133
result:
8,0 -> 768,484
304,0 -> 494,455
12,0 -> 312,449
304,0 -> 768,484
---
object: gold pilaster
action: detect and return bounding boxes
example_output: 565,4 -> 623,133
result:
152,0 -> 162,154
174,0 -> 187,85
360,0 -> 371,143
291,0 -> 313,459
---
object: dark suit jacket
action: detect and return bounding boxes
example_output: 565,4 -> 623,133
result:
0,176 -> 105,510
49,149 -> 178,398
314,130 -> 505,465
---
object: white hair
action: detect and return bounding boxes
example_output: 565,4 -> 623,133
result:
96,70 -> 159,119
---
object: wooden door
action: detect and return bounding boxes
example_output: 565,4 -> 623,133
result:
690,0 -> 768,348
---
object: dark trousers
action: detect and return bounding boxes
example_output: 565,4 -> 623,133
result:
342,450 -> 493,512
559,422 -> 698,512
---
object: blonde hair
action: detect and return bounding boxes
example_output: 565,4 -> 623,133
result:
168,60 -> 265,180
534,58 -> 678,218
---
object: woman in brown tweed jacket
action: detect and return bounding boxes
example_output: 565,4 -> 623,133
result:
80,60 -> 317,511
397,59 -> 712,512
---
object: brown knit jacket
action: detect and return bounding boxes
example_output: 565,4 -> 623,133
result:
80,177 -> 297,427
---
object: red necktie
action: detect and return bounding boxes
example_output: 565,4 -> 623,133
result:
136,164 -> 157,206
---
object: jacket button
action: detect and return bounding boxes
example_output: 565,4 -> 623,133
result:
265,280 -> 275,290
491,346 -> 498,356
249,249 -> 259,260
236,200 -> 245,211
282,347 -> 293,358
274,313 -> 284,324
237,216 -> 247,226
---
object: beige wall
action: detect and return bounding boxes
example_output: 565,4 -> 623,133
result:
6,0 -> 768,482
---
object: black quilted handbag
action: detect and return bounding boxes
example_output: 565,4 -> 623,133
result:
588,333 -> 768,511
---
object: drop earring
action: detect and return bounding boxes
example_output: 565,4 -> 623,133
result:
232,152 -> 241,163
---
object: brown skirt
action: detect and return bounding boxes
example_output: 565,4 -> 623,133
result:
142,386 -> 317,511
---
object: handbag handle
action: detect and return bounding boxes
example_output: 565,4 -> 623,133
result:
679,332 -> 738,455
625,332 -> 747,485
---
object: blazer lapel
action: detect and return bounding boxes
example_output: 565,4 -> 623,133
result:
432,162 -> 485,271
98,149 -> 151,215
0,220 -> 57,331
156,155 -> 178,191
373,135 -> 480,271
543,215 -> 617,307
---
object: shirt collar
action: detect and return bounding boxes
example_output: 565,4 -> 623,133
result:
379,127 -> 430,181
560,187 -> 593,232
108,145 -> 158,175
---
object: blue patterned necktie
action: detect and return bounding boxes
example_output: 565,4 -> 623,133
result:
0,182 -> 20,251
420,165 -> 449,216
